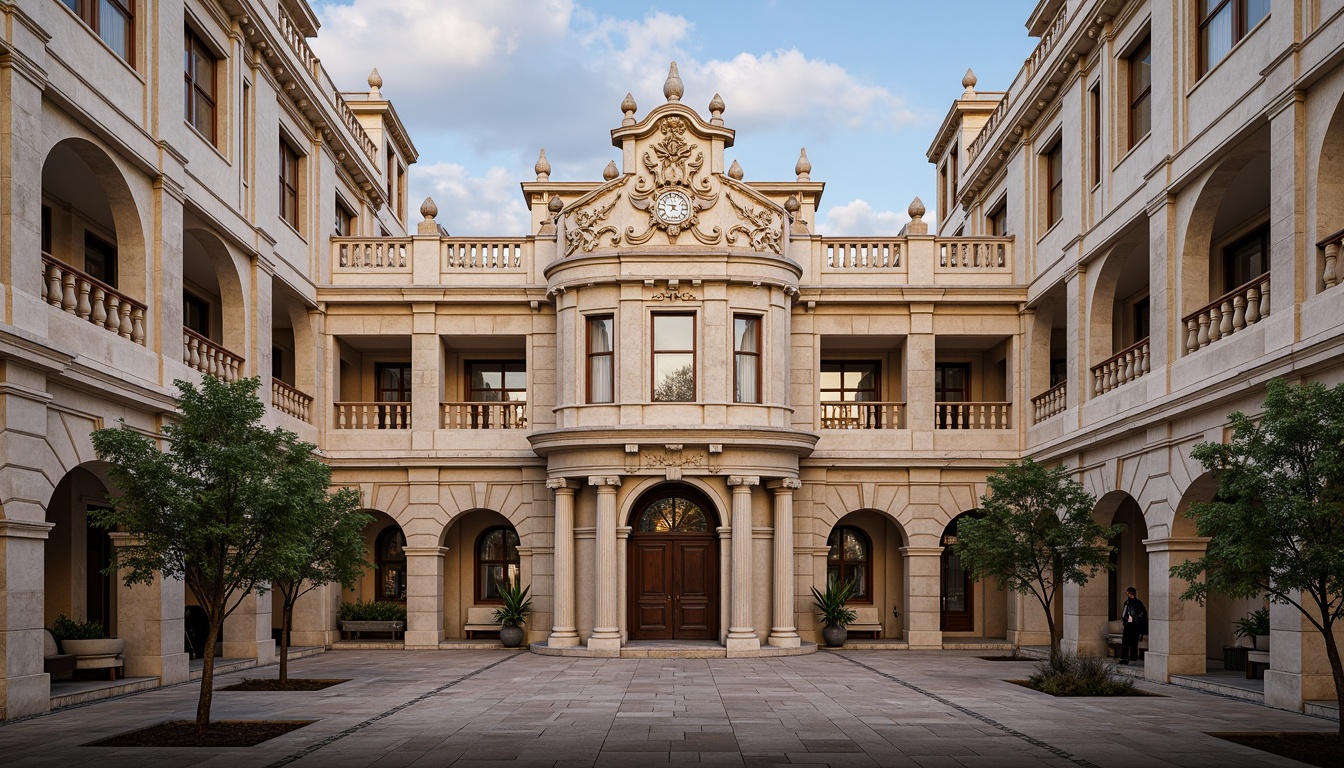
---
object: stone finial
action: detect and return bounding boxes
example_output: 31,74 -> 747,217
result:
905,196 -> 928,235
539,195 -> 563,238
548,195 -> 564,214
784,195 -> 799,214
418,197 -> 439,235
663,62 -> 684,103
603,160 -> 619,181
534,149 -> 551,181
709,92 -> 725,125
728,159 -> 744,180
795,148 -> 811,181
368,68 -> 383,98
786,195 -> 808,235
621,92 -> 637,125
961,68 -> 977,98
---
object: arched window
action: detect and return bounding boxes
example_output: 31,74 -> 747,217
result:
638,494 -> 710,532
376,526 -> 407,602
477,526 -> 520,602
827,525 -> 872,603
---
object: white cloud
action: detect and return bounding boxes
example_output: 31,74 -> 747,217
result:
817,199 -> 910,236
413,163 -> 530,236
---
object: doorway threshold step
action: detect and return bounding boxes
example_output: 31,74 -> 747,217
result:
530,640 -> 817,659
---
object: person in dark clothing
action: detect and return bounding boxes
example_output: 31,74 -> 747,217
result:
1119,586 -> 1147,664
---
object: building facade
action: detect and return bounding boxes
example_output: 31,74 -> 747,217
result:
1,0 -> 1342,722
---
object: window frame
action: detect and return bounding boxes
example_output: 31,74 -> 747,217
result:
819,361 -> 880,403
1127,35 -> 1152,149
1089,83 -> 1102,187
184,26 -> 219,145
1220,222 -> 1270,294
335,196 -> 356,236
475,526 -> 521,603
651,312 -> 696,402
934,363 -> 972,403
279,137 -> 301,229
1198,0 -> 1270,76
1045,140 -> 1064,229
375,526 -> 407,603
465,360 -> 527,402
826,525 -> 873,604
586,314 -> 614,404
732,314 -> 761,404
62,0 -> 135,64
83,231 -> 118,287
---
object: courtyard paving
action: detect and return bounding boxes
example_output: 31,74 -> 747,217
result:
0,649 -> 1334,767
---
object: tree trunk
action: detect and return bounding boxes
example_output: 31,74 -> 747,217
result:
1321,620 -> 1344,739
279,596 -> 292,684
195,617 -> 220,733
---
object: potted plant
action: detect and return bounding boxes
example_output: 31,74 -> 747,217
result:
1233,607 -> 1270,651
338,600 -> 407,640
811,578 -> 857,648
50,614 -> 124,657
492,578 -> 532,648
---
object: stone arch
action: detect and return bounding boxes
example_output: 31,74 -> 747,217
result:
826,509 -> 908,638
1069,491 -> 1150,655
1313,86 -> 1344,291
441,508 -> 520,639
43,463 -> 118,634
349,509 -> 404,604
1027,284 -> 1067,398
619,476 -> 728,530
1172,471 -> 1219,538
1086,223 -> 1150,374
182,227 -> 250,361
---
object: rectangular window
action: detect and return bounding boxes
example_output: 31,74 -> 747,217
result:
587,315 -> 614,403
374,362 -> 411,430
335,198 -> 356,236
1199,0 -> 1270,75
183,291 -> 209,337
62,0 -> 134,64
1222,223 -> 1269,293
988,202 -> 1008,237
184,28 -> 218,144
1090,84 -> 1102,186
820,361 -> 879,402
935,362 -> 971,429
939,163 -> 948,226
949,143 -> 959,202
1046,141 -> 1064,228
651,313 -> 695,402
279,139 -> 300,228
733,315 -> 761,404
83,232 -> 117,286
1128,36 -> 1151,148
466,361 -> 526,402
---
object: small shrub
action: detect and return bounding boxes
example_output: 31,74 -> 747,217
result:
1233,607 -> 1270,640
1027,651 -> 1137,696
50,614 -> 106,641
338,600 -> 407,622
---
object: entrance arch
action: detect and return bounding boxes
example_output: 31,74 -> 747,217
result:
627,484 -> 720,640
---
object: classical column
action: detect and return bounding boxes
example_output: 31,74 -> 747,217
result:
1142,537 -> 1209,681
547,479 -> 580,647
900,546 -> 944,649
0,519 -> 56,719
617,525 -> 632,644
403,546 -> 447,648
767,479 -> 802,647
587,476 -> 622,653
726,476 -> 760,652
223,589 -> 276,665
108,532 -> 190,684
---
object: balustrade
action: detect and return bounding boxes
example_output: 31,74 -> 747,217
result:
183,329 -> 244,382
271,379 -> 313,423
276,7 -> 378,166
1025,3 -> 1069,80
441,401 -> 528,430
818,401 -> 904,430
334,402 -> 411,430
967,96 -> 1009,162
335,238 -> 409,269
1318,229 -> 1342,290
937,238 -> 1010,269
1182,274 -> 1270,354
822,239 -> 902,269
935,402 -> 1012,429
1031,382 -> 1067,423
41,254 -> 146,345
442,239 -> 527,270
1091,337 -> 1150,395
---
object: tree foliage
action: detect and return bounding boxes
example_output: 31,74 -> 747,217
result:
954,458 -> 1119,658
91,376 -> 340,732
1171,378 -> 1344,736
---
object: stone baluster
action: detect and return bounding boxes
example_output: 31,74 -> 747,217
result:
1325,242 -> 1339,288
1245,285 -> 1261,325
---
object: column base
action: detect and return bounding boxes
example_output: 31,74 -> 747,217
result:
404,630 -> 442,649
0,672 -> 51,719
725,634 -> 760,652
223,640 -> 276,666
125,651 -> 190,685
905,630 -> 942,649
547,630 -> 581,648
289,629 -> 336,647
767,630 -> 801,648
586,634 -> 622,656
1142,651 -> 1205,681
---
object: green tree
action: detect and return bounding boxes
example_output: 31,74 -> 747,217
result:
91,376 -> 327,732
1172,378 -> 1344,737
265,474 -> 368,684
954,458 -> 1119,659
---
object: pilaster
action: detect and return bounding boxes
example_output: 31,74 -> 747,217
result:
403,546 -> 446,648
107,533 -> 189,685
1143,537 -> 1209,681
222,589 -> 275,665
0,519 -> 54,719
899,546 -> 943,649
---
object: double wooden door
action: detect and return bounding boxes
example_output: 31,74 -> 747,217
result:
628,534 -> 718,640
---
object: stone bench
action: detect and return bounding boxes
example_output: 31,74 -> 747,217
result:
1105,620 -> 1147,658
464,607 -> 503,639
43,630 -> 76,681
1246,650 -> 1271,679
847,606 -> 882,638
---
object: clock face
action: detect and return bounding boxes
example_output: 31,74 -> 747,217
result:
656,191 -> 691,223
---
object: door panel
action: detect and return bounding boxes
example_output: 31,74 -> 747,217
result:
631,541 -> 672,638
673,540 -> 715,639
628,534 -> 718,640
940,548 -> 974,632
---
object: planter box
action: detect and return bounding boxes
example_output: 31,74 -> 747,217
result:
340,620 -> 404,640
61,637 -> 125,681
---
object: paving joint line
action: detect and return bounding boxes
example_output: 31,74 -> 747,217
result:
834,652 -> 1101,768
265,651 -> 525,768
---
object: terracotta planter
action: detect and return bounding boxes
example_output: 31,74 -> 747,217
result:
61,637 -> 125,657
821,625 -> 847,648
499,625 -> 525,648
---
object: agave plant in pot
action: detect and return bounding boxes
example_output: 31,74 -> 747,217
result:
493,578 -> 532,648
811,578 -> 858,648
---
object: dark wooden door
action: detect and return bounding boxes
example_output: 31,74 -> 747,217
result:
629,533 -> 718,640
940,547 -> 974,632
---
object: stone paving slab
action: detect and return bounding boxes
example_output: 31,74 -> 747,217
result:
0,649 -> 1334,767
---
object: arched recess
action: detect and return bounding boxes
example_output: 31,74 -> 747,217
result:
625,483 -> 722,641
940,511 -> 1008,639
182,226 -> 249,364
827,510 -> 907,638
1026,285 -> 1067,411
1312,90 -> 1344,291
440,509 -> 519,639
40,138 -> 149,303
1071,491 -> 1150,653
346,510 -> 405,605
1086,223 -> 1150,385
271,279 -> 318,405
43,463 -> 118,632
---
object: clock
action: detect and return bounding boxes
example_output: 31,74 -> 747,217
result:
655,190 -> 692,223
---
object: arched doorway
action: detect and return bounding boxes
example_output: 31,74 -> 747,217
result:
44,465 -> 116,631
375,526 -> 407,603
940,515 -> 974,632
627,485 -> 720,640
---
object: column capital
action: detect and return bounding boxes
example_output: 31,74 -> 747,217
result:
402,546 -> 449,557
0,518 -> 55,540
547,477 -> 578,491
588,475 -> 622,487
727,475 -> 760,488
898,546 -> 944,557
766,478 -> 802,491
1142,536 -> 1210,553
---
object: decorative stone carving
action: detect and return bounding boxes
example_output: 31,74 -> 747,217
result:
785,195 -> 808,236
621,92 -> 637,125
418,197 -> 440,235
564,189 -> 623,256
627,117 -> 721,245
962,68 -> 977,98
368,68 -> 382,98
603,160 -> 619,181
663,61 -> 684,102
709,92 -> 725,125
905,196 -> 928,236
651,290 -> 697,302
725,192 -> 782,255
795,148 -> 811,181
535,149 -> 551,181
728,160 -> 744,180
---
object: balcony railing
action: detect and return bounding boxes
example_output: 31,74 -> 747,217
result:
822,239 -> 902,269
1182,273 -> 1270,354
1031,382 -> 1067,423
41,254 -> 146,345
819,401 -> 905,429
1024,2 -> 1069,80
1091,337 -> 1150,396
271,378 -> 313,423
442,239 -> 528,271
183,329 -> 244,382
1317,228 -> 1342,290
335,237 -> 410,269
441,401 -> 528,430
937,238 -> 1010,269
936,402 -> 1012,429
334,402 -> 411,430
276,7 -> 378,166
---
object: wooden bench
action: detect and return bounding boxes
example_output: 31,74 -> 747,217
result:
464,607 -> 503,639
1246,650 -> 1271,679
847,606 -> 882,638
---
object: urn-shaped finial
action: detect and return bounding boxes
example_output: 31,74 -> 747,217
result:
728,159 -> 744,180
368,68 -> 383,98
621,92 -> 637,125
904,196 -> 929,236
962,68 -> 977,98
908,196 -> 926,220
547,195 -> 564,214
534,149 -> 551,181
784,195 -> 800,214
417,197 -> 440,235
709,92 -> 725,125
795,148 -> 812,181
603,160 -> 619,181
663,62 -> 684,102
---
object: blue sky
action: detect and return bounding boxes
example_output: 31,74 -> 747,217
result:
310,1 -> 1037,235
